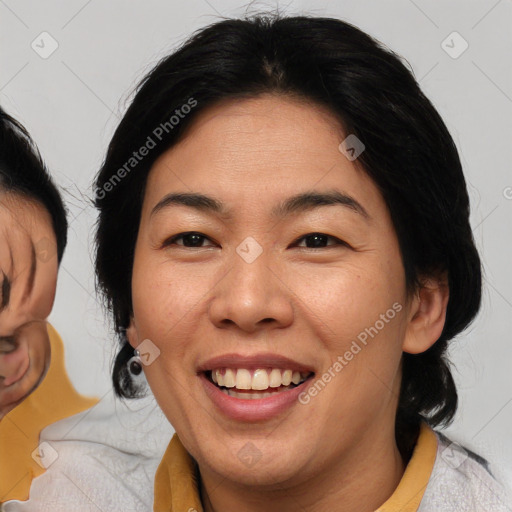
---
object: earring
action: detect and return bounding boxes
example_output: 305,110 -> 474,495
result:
128,349 -> 142,376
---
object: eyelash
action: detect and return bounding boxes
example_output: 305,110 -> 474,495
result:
162,231 -> 350,250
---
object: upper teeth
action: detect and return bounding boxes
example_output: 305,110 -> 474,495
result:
211,368 -> 311,390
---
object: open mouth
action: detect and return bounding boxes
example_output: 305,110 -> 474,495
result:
204,368 -> 314,400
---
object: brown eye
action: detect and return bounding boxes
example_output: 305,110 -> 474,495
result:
163,232 -> 215,248
294,233 -> 348,249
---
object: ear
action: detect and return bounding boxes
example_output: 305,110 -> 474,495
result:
402,272 -> 449,354
125,317 -> 139,350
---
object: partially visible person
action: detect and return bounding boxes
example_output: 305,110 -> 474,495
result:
0,107 -> 67,420
0,107 -> 173,510
0,106 -> 98,501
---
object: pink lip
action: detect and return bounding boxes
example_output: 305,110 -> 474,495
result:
196,352 -> 315,373
199,372 -> 314,422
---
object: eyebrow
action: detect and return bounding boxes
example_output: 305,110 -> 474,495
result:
150,190 -> 370,221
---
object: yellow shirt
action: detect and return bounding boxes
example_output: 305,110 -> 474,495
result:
153,421 -> 438,511
0,323 -> 98,502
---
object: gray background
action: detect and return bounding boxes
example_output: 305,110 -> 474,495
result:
1,0 -> 511,484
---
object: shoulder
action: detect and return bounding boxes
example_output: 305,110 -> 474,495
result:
419,429 -> 512,512
2,374 -> 173,510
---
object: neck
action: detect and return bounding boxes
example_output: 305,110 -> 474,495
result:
199,424 -> 407,512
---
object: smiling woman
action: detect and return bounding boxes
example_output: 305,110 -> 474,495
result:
93,14 -> 511,512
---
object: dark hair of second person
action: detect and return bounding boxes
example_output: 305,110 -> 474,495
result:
0,107 -> 68,263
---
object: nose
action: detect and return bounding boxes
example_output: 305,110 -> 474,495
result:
208,243 -> 294,333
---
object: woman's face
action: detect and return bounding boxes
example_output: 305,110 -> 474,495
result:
128,94 -> 420,486
0,194 -> 57,418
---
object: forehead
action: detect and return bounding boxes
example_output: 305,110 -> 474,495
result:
157,94 -> 345,170
144,94 -> 385,219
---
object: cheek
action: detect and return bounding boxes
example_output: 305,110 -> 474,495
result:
131,261 -> 201,426
131,257 -> 205,367
27,323 -> 51,370
291,260 -> 406,409
134,265 -> 194,329
32,264 -> 58,320
292,258 -> 405,345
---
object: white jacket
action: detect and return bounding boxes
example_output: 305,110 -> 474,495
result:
418,430 -> 512,511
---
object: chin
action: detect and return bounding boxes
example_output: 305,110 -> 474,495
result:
192,432 -> 313,487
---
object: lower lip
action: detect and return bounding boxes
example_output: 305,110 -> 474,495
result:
199,372 -> 314,422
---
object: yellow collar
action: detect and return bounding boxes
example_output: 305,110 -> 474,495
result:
375,422 -> 438,511
0,323 -> 98,502
154,421 -> 438,512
